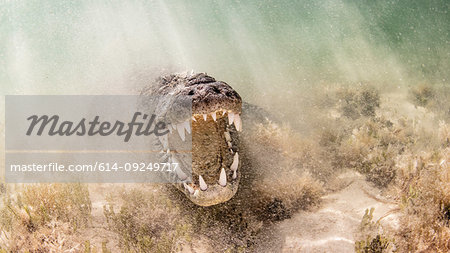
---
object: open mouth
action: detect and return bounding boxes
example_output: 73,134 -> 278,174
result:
161,108 -> 242,206
146,72 -> 243,206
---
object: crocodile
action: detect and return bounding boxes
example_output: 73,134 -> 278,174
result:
141,72 -> 245,206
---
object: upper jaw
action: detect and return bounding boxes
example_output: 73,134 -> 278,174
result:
183,74 -> 242,115
191,108 -> 242,132
191,96 -> 242,117
164,108 -> 242,144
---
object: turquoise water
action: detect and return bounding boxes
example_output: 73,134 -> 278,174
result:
0,0 -> 448,96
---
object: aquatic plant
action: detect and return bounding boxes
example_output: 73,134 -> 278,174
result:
83,240 -> 111,253
394,147 -> 449,252
334,117 -> 415,187
0,183 -> 92,252
410,84 -> 435,107
355,208 -> 394,253
254,121 -> 335,179
336,84 -> 380,119
103,187 -> 192,252
252,171 -> 324,220
409,83 -> 450,119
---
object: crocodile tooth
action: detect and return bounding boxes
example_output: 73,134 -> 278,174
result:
167,124 -> 173,133
232,170 -> 237,179
224,131 -> 231,142
199,175 -> 207,191
177,123 -> 186,141
158,134 -> 168,149
182,120 -> 191,134
193,189 -> 199,196
183,183 -> 194,194
222,110 -> 226,116
231,152 -> 239,171
191,116 -> 196,122
228,141 -> 232,148
228,112 -> 234,125
176,167 -> 188,181
234,114 -> 242,131
211,112 -> 217,121
219,168 -> 227,186
203,114 -> 207,121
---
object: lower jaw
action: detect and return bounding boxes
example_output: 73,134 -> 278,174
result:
180,179 -> 240,206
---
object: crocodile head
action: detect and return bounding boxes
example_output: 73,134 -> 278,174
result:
145,72 -> 242,206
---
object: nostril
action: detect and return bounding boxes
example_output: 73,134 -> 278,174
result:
226,91 -> 233,97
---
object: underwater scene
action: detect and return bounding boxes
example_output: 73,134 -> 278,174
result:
0,0 -> 449,252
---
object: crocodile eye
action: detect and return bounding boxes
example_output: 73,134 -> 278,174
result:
212,87 -> 221,94
188,90 -> 195,95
